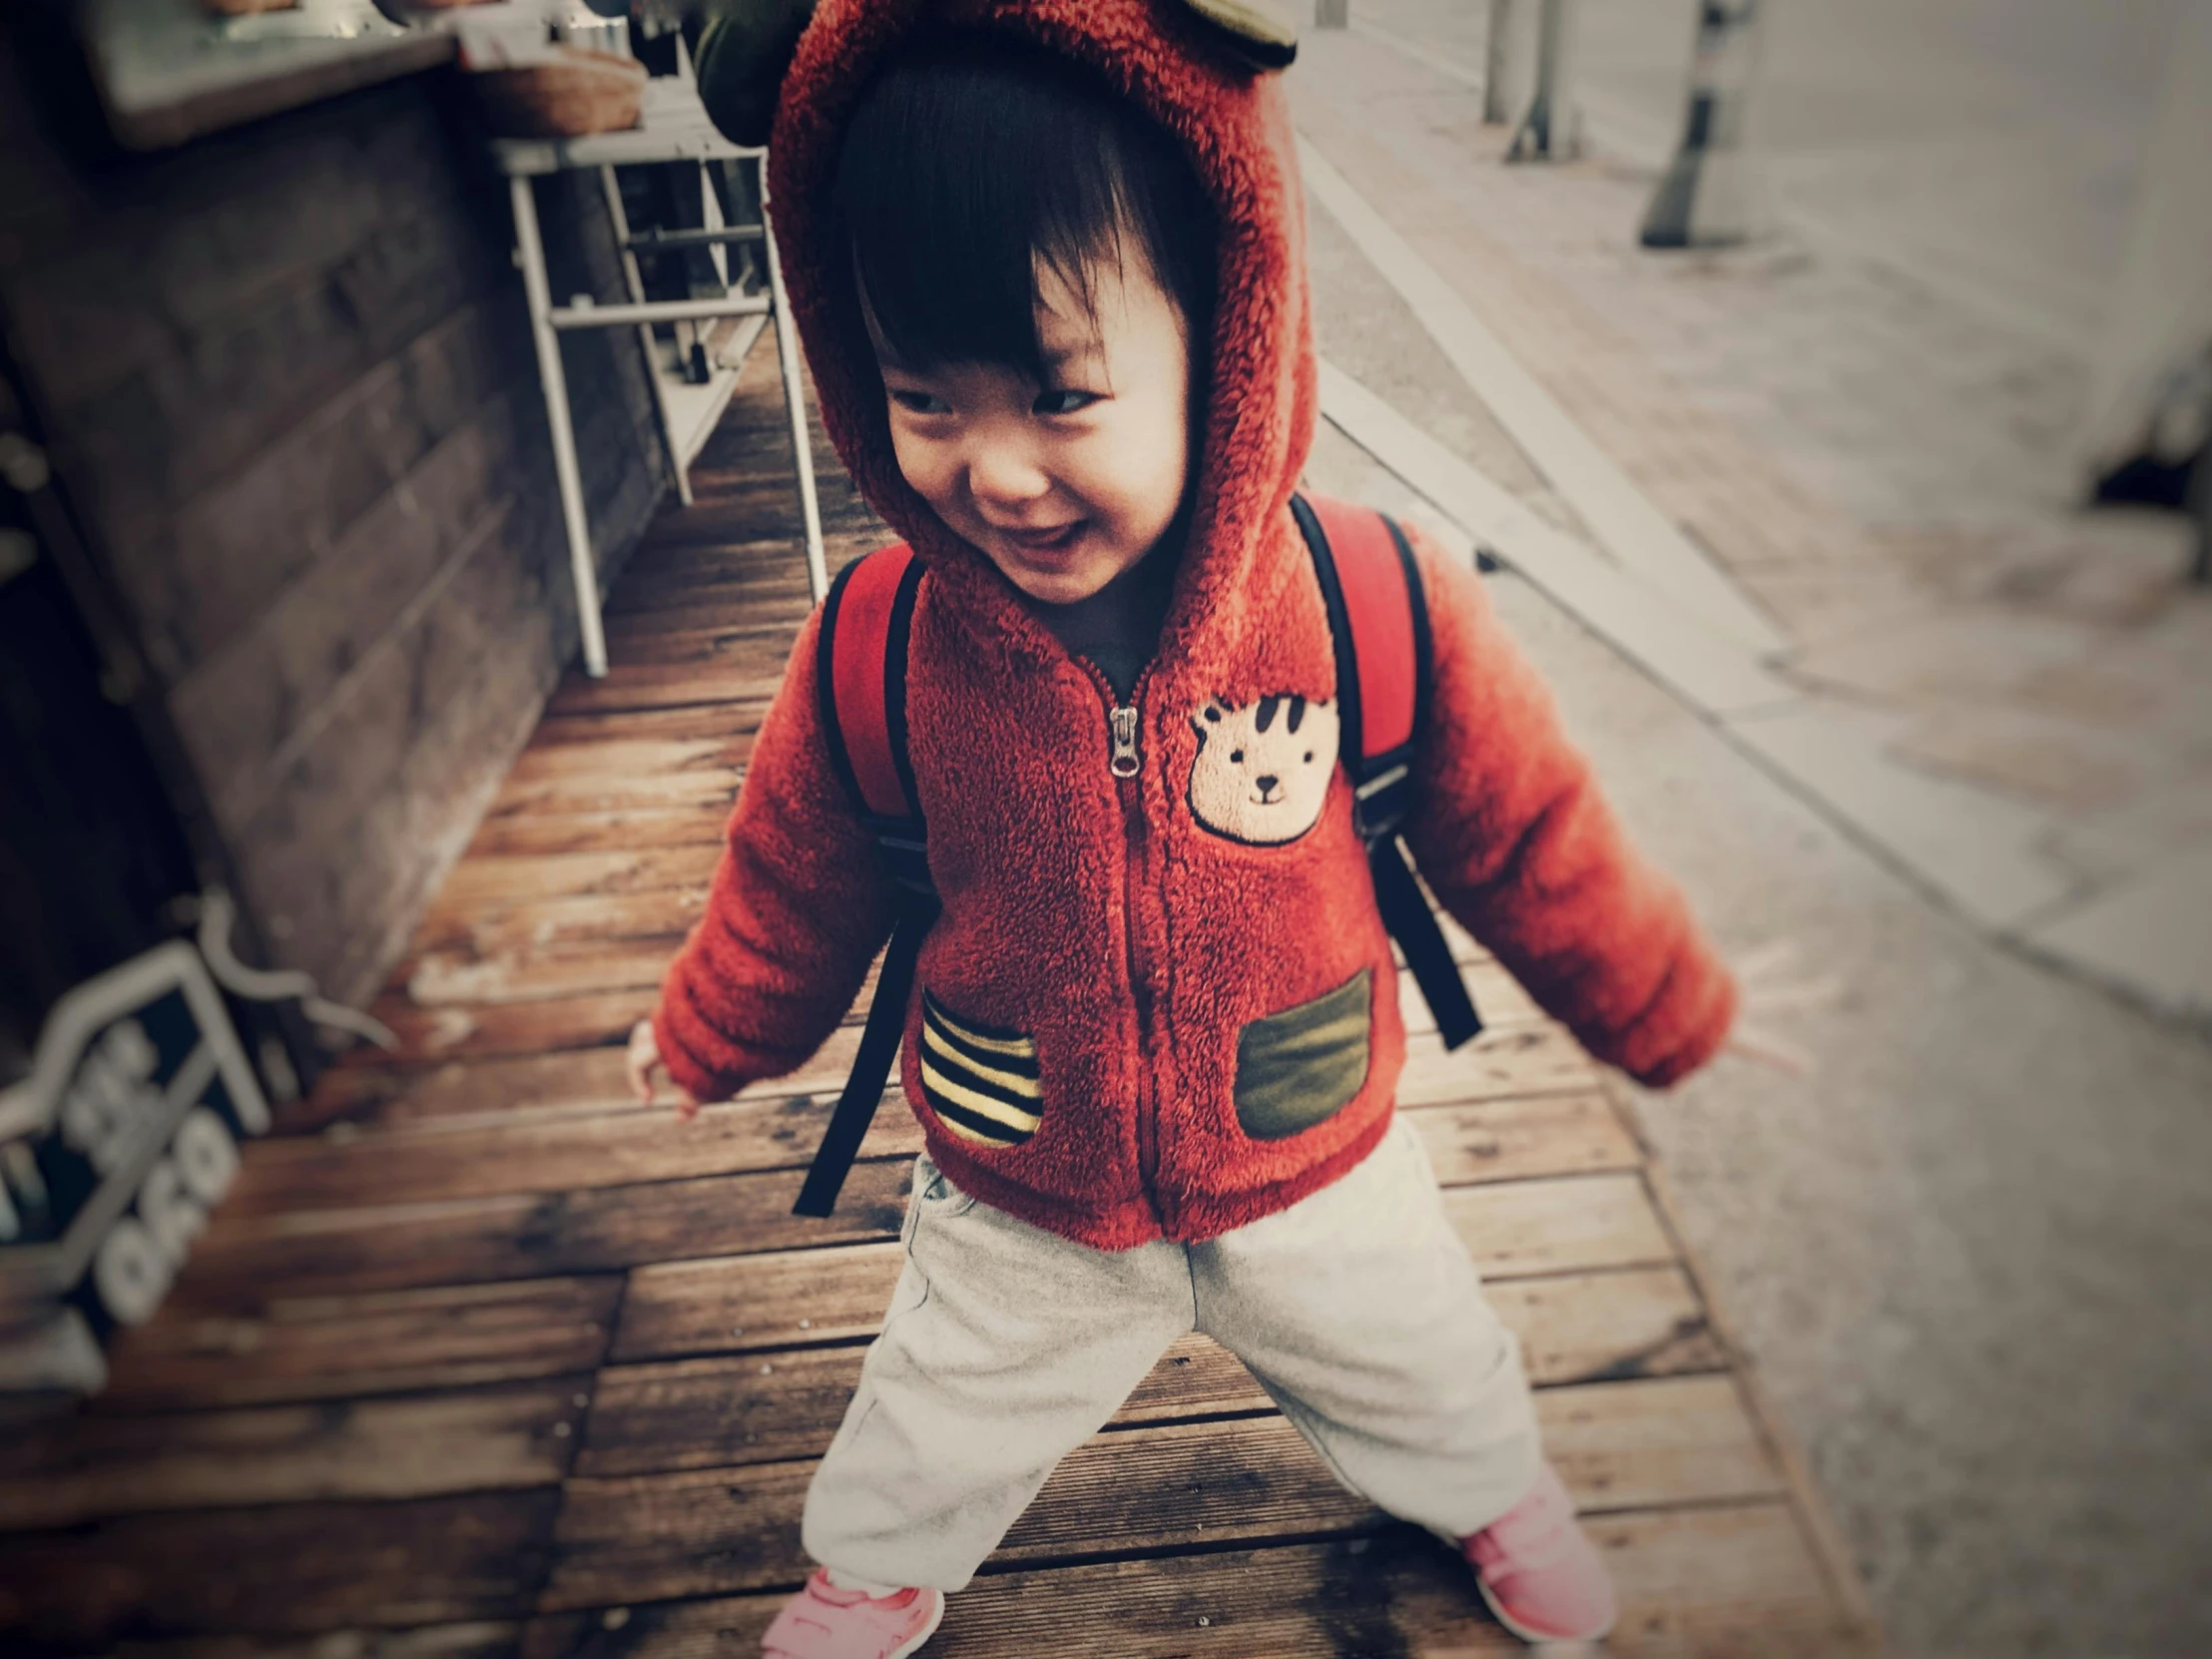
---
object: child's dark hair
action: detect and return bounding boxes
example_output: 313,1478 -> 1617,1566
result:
830,33 -> 1217,381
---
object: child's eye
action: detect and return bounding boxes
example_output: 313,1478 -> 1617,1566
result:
889,388 -> 950,415
1033,388 -> 1100,416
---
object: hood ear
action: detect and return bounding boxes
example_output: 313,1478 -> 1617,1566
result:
1175,0 -> 1299,73
690,0 -> 820,148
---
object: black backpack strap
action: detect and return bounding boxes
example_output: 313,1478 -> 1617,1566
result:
796,549 -> 939,1218
1292,494 -> 1483,1051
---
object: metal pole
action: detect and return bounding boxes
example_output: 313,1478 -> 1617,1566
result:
548,295 -> 773,329
599,165 -> 693,507
510,174 -> 610,679
1484,0 -> 1524,125
1640,0 -> 1768,248
760,165 -> 829,604
2191,448 -> 2211,585
1506,0 -> 1580,162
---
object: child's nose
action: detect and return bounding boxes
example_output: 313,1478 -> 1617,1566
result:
964,439 -> 1052,507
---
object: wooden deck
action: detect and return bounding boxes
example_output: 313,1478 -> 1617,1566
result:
0,345 -> 1878,1657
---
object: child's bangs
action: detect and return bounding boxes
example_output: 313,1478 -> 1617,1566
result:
832,35 -> 1210,381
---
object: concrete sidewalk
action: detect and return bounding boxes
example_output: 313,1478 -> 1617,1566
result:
1287,14 -> 2211,1028
1287,19 -> 2212,1659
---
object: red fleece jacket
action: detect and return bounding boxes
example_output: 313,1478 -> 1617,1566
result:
656,0 -> 1737,1249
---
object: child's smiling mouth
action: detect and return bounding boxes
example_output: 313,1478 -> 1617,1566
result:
990,520 -> 1086,555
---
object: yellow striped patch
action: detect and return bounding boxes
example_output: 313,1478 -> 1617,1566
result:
920,992 -> 1043,1148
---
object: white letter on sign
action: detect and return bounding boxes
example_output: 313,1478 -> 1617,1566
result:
94,1216 -> 176,1327
173,1107 -> 240,1206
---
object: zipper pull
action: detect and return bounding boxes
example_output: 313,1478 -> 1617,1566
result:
1108,706 -> 1141,779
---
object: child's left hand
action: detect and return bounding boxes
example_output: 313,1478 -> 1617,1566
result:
628,1016 -> 703,1120
1722,940 -> 1843,1078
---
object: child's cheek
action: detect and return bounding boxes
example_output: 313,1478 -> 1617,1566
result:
888,421 -> 950,509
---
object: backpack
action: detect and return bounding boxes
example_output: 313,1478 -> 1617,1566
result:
794,493 -> 1481,1217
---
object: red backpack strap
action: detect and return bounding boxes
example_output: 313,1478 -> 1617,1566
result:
1291,493 -> 1481,1052
818,545 -> 923,822
799,546 -> 937,1221
816,545 -> 932,895
1290,494 -> 1432,839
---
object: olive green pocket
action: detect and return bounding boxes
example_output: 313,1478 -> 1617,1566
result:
1234,968 -> 1373,1141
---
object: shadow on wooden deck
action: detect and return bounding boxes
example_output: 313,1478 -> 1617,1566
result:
0,340 -> 1880,1658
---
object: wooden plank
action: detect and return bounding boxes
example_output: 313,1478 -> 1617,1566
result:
0,1379 -> 591,1530
411,888 -> 714,959
0,1489 -> 563,1645
605,594 -> 812,638
283,1028 -> 867,1135
519,1506 -> 1864,1659
1406,1091 -> 1639,1185
459,803 -> 733,859
594,621 -> 804,671
497,734 -> 752,788
540,1382 -> 1780,1609
228,1082 -> 1618,1222
613,1240 -> 907,1362
425,844 -> 725,915
98,1276 -> 623,1410
526,703 -> 773,749
1441,1174 -> 1675,1279
112,1622 -> 522,1659
363,988 -> 654,1062
1487,1267 -> 1725,1386
473,770 -> 739,825
166,1160 -> 917,1311
541,661 -> 793,720
228,1088 -> 920,1219
395,943 -> 697,1010
583,1273 -> 1729,1476
1398,1023 -> 1602,1104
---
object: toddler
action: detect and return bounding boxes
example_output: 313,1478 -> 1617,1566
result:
635,5 -> 1741,1653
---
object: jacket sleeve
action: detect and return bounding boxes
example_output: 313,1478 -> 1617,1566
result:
1397,527 -> 1736,1087
652,607 -> 898,1103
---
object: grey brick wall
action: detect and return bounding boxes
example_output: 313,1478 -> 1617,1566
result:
0,48 -> 668,1008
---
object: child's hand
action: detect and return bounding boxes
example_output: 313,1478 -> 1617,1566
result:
1722,941 -> 1843,1078
627,1017 -> 702,1121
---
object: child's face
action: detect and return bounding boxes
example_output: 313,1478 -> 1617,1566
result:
866,253 -> 1193,607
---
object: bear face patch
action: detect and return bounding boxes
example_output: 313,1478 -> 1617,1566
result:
1188,694 -> 1340,845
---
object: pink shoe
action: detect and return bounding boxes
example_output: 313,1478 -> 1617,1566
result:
1461,1464 -> 1620,1644
761,1569 -> 945,1659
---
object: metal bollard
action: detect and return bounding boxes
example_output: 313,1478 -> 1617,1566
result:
1316,0 -> 1349,28
1505,0 -> 1580,162
1641,0 -> 1769,248
1483,0 -> 1532,126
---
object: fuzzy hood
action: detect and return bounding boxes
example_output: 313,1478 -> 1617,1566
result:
766,0 -> 1317,661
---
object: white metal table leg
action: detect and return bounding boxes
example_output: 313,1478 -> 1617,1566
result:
511,173 -> 610,679
600,165 -> 693,506
761,176 -> 828,604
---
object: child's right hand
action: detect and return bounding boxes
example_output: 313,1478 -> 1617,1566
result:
627,1017 -> 702,1121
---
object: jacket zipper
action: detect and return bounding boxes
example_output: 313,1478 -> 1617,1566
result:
1086,661 -> 1162,1215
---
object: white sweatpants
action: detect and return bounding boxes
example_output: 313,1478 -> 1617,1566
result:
801,1113 -> 1543,1592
